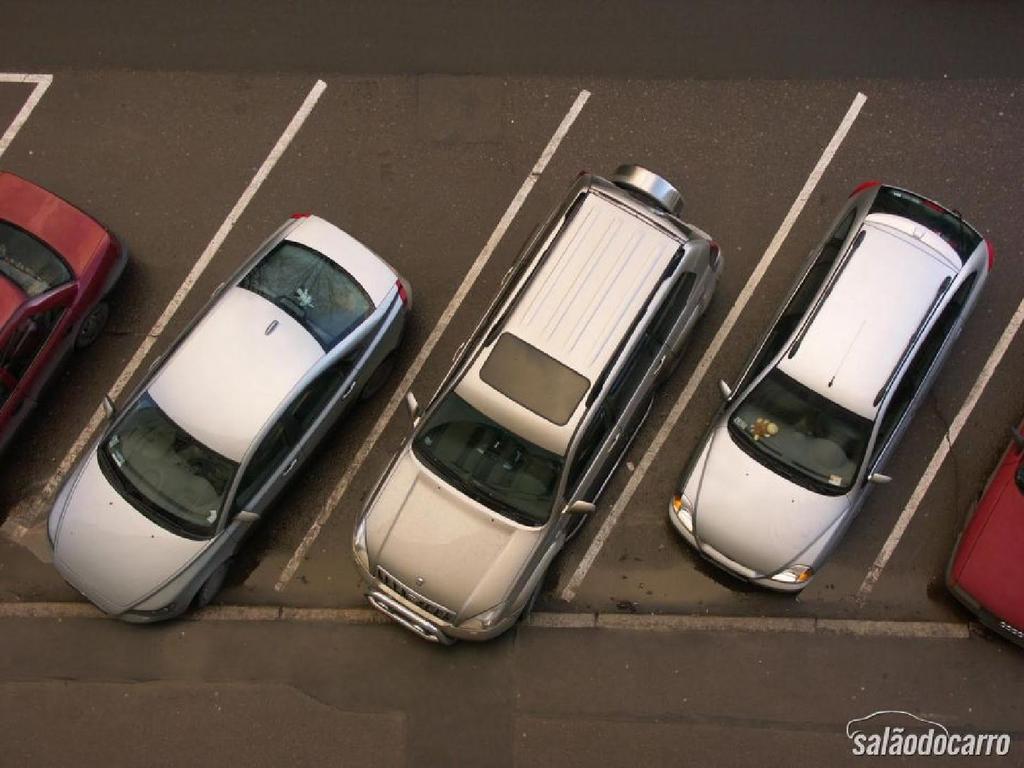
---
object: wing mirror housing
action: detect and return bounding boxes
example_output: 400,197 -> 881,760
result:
234,510 -> 259,524
565,500 -> 596,516
101,395 -> 115,420
718,380 -> 733,401
405,392 -> 421,426
868,472 -> 892,485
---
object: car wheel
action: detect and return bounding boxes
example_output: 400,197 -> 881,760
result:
360,353 -> 396,401
75,302 -> 110,349
193,561 -> 230,610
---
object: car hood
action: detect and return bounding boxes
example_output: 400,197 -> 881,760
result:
51,451 -> 210,613
692,423 -> 850,576
951,446 -> 1024,629
365,447 -> 543,620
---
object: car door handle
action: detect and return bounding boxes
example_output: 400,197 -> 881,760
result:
282,458 -> 298,476
342,380 -> 356,398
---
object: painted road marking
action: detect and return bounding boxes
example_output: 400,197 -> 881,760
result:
275,89 -> 592,591
0,600 -> 971,639
858,291 -> 1024,598
0,73 -> 52,160
1,79 -> 328,541
559,91 -> 868,602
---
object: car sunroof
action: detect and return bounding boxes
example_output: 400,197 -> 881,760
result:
479,332 -> 590,426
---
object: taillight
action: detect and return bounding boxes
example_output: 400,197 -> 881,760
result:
986,241 -> 995,270
290,212 -> 311,219
576,169 -> 590,178
849,180 -> 880,198
922,199 -> 945,214
709,240 -> 721,270
396,279 -> 409,307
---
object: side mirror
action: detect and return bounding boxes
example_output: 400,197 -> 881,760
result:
101,395 -> 115,419
1011,426 -> 1024,450
868,472 -> 892,485
565,500 -> 596,516
718,380 -> 733,401
405,392 -> 420,425
234,510 -> 259,524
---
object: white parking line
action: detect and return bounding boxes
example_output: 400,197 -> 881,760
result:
274,88 -> 592,591
559,92 -> 868,602
858,292 -> 1024,598
1,78 -> 327,541
0,73 -> 52,160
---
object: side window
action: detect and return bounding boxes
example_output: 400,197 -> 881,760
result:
743,213 -> 857,387
566,408 -> 612,493
650,271 -> 697,346
605,333 -> 659,421
289,356 -> 354,432
0,305 -> 68,382
233,421 -> 292,512
871,274 -> 978,465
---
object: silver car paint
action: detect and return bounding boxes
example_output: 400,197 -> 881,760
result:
674,186 -> 989,590
49,217 -> 408,620
358,170 -> 721,642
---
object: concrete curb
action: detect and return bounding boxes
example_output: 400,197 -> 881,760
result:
0,602 -> 973,639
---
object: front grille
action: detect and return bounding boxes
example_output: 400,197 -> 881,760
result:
376,566 -> 456,624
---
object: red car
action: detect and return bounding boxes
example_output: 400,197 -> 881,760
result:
0,172 -> 127,454
947,416 -> 1024,647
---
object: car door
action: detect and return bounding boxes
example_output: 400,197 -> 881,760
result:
866,273 -> 979,481
648,266 -> 698,373
0,284 -> 76,447
288,352 -> 360,463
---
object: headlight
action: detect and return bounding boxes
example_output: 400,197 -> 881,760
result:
671,493 -> 694,532
352,516 -> 369,573
770,565 -> 814,584
458,604 -> 504,632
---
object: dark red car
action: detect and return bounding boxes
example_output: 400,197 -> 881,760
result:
947,416 -> 1024,647
0,172 -> 126,454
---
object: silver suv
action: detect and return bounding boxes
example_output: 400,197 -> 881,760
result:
355,166 -> 722,643
670,183 -> 991,591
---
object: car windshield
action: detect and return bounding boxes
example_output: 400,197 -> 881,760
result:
412,393 -> 564,527
239,240 -> 372,349
99,393 -> 238,537
728,369 -> 871,495
0,220 -> 72,297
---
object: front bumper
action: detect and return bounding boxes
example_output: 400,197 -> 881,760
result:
359,560 -> 516,644
947,580 -> 1024,650
668,502 -> 808,594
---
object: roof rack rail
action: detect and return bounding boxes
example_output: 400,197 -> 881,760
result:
872,274 -> 953,407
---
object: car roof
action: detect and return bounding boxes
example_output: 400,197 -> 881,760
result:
457,190 -> 683,454
148,287 -> 324,462
0,172 -> 108,275
778,213 -> 960,419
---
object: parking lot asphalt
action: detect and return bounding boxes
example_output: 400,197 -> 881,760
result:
3,615 -> 1023,767
1,8 -> 1023,639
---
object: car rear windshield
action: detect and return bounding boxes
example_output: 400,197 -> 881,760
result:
728,369 -> 872,495
412,393 -> 564,527
0,220 -> 72,297
239,241 -> 372,349
870,187 -> 981,263
98,393 -> 238,538
480,333 -> 590,425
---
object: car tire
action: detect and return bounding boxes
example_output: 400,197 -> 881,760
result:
75,301 -> 110,349
360,353 -> 396,401
193,561 -> 230,610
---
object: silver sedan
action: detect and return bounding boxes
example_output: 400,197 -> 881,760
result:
48,214 -> 411,621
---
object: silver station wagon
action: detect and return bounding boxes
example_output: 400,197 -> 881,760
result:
355,166 -> 722,643
671,182 -> 991,591
48,214 -> 410,621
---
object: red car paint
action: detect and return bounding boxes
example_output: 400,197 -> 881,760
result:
947,416 -> 1024,646
0,172 -> 127,453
